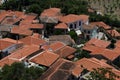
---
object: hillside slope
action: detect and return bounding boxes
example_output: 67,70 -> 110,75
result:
86,0 -> 120,20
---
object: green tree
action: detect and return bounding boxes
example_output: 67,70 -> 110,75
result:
27,4 -> 42,14
68,30 -> 78,42
87,67 -> 120,80
0,62 -> 44,80
0,0 -> 88,15
76,49 -> 90,59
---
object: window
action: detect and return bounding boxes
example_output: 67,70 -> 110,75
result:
74,23 -> 77,28
79,21 -> 81,26
84,30 -> 86,33
70,24 -> 73,29
88,31 -> 90,34
74,24 -> 76,28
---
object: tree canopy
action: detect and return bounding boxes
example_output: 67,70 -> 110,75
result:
0,62 -> 44,80
87,67 -> 120,80
0,0 -> 88,15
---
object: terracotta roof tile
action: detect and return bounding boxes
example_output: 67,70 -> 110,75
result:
19,20 -> 33,25
59,14 -> 82,23
83,45 -> 104,53
72,58 -> 115,77
91,21 -> 111,29
38,58 -> 75,80
60,14 -> 89,23
30,51 -> 59,67
11,27 -> 33,36
22,14 -> 37,20
0,45 -> 39,67
83,39 -> 120,61
100,49 -> 120,61
49,41 -> 66,51
32,33 -> 42,38
83,24 -> 95,29
83,45 -> 120,61
20,23 -> 44,29
107,29 -> 120,37
0,11 -> 7,22
19,36 -> 46,46
85,38 -> 110,48
54,23 -> 68,29
55,46 -> 76,58
115,40 -> 120,48
9,45 -> 39,60
1,16 -> 20,25
40,8 -> 61,17
67,54 -> 74,59
0,38 -> 22,50
2,38 -> 22,44
0,56 -> 20,67
79,14 -> 89,23
40,8 -> 62,23
13,11 -> 24,18
0,10 -> 24,23
113,47 -> 120,53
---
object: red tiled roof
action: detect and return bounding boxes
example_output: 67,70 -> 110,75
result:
30,51 -> 59,67
55,46 -> 76,58
32,33 -> 42,38
72,58 -> 116,78
19,36 -> 46,46
79,14 -> 89,23
0,56 -> 20,67
91,21 -> 111,29
67,54 -> 74,59
83,45 -> 104,53
0,10 -> 24,23
82,24 -> 96,30
19,20 -> 33,25
20,14 -> 37,25
11,27 -> 33,36
0,38 -> 22,50
83,45 -> 120,61
0,10 -> 25,25
114,40 -> 120,53
0,40 -> 14,50
59,14 -> 89,23
2,38 -> 22,44
115,40 -> 120,48
38,58 -> 75,80
40,8 -> 62,23
1,16 -> 20,25
9,45 -> 39,60
40,8 -> 61,17
85,38 -> 110,48
82,38 -> 120,61
13,11 -> 24,18
113,47 -> 120,53
22,14 -> 37,20
49,41 -> 66,51
19,23 -> 44,30
54,23 -> 68,29
107,29 -> 120,37
99,49 -> 120,61
59,14 -> 82,23
0,11 -> 7,22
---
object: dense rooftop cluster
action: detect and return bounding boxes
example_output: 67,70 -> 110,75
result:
0,7 -> 120,80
